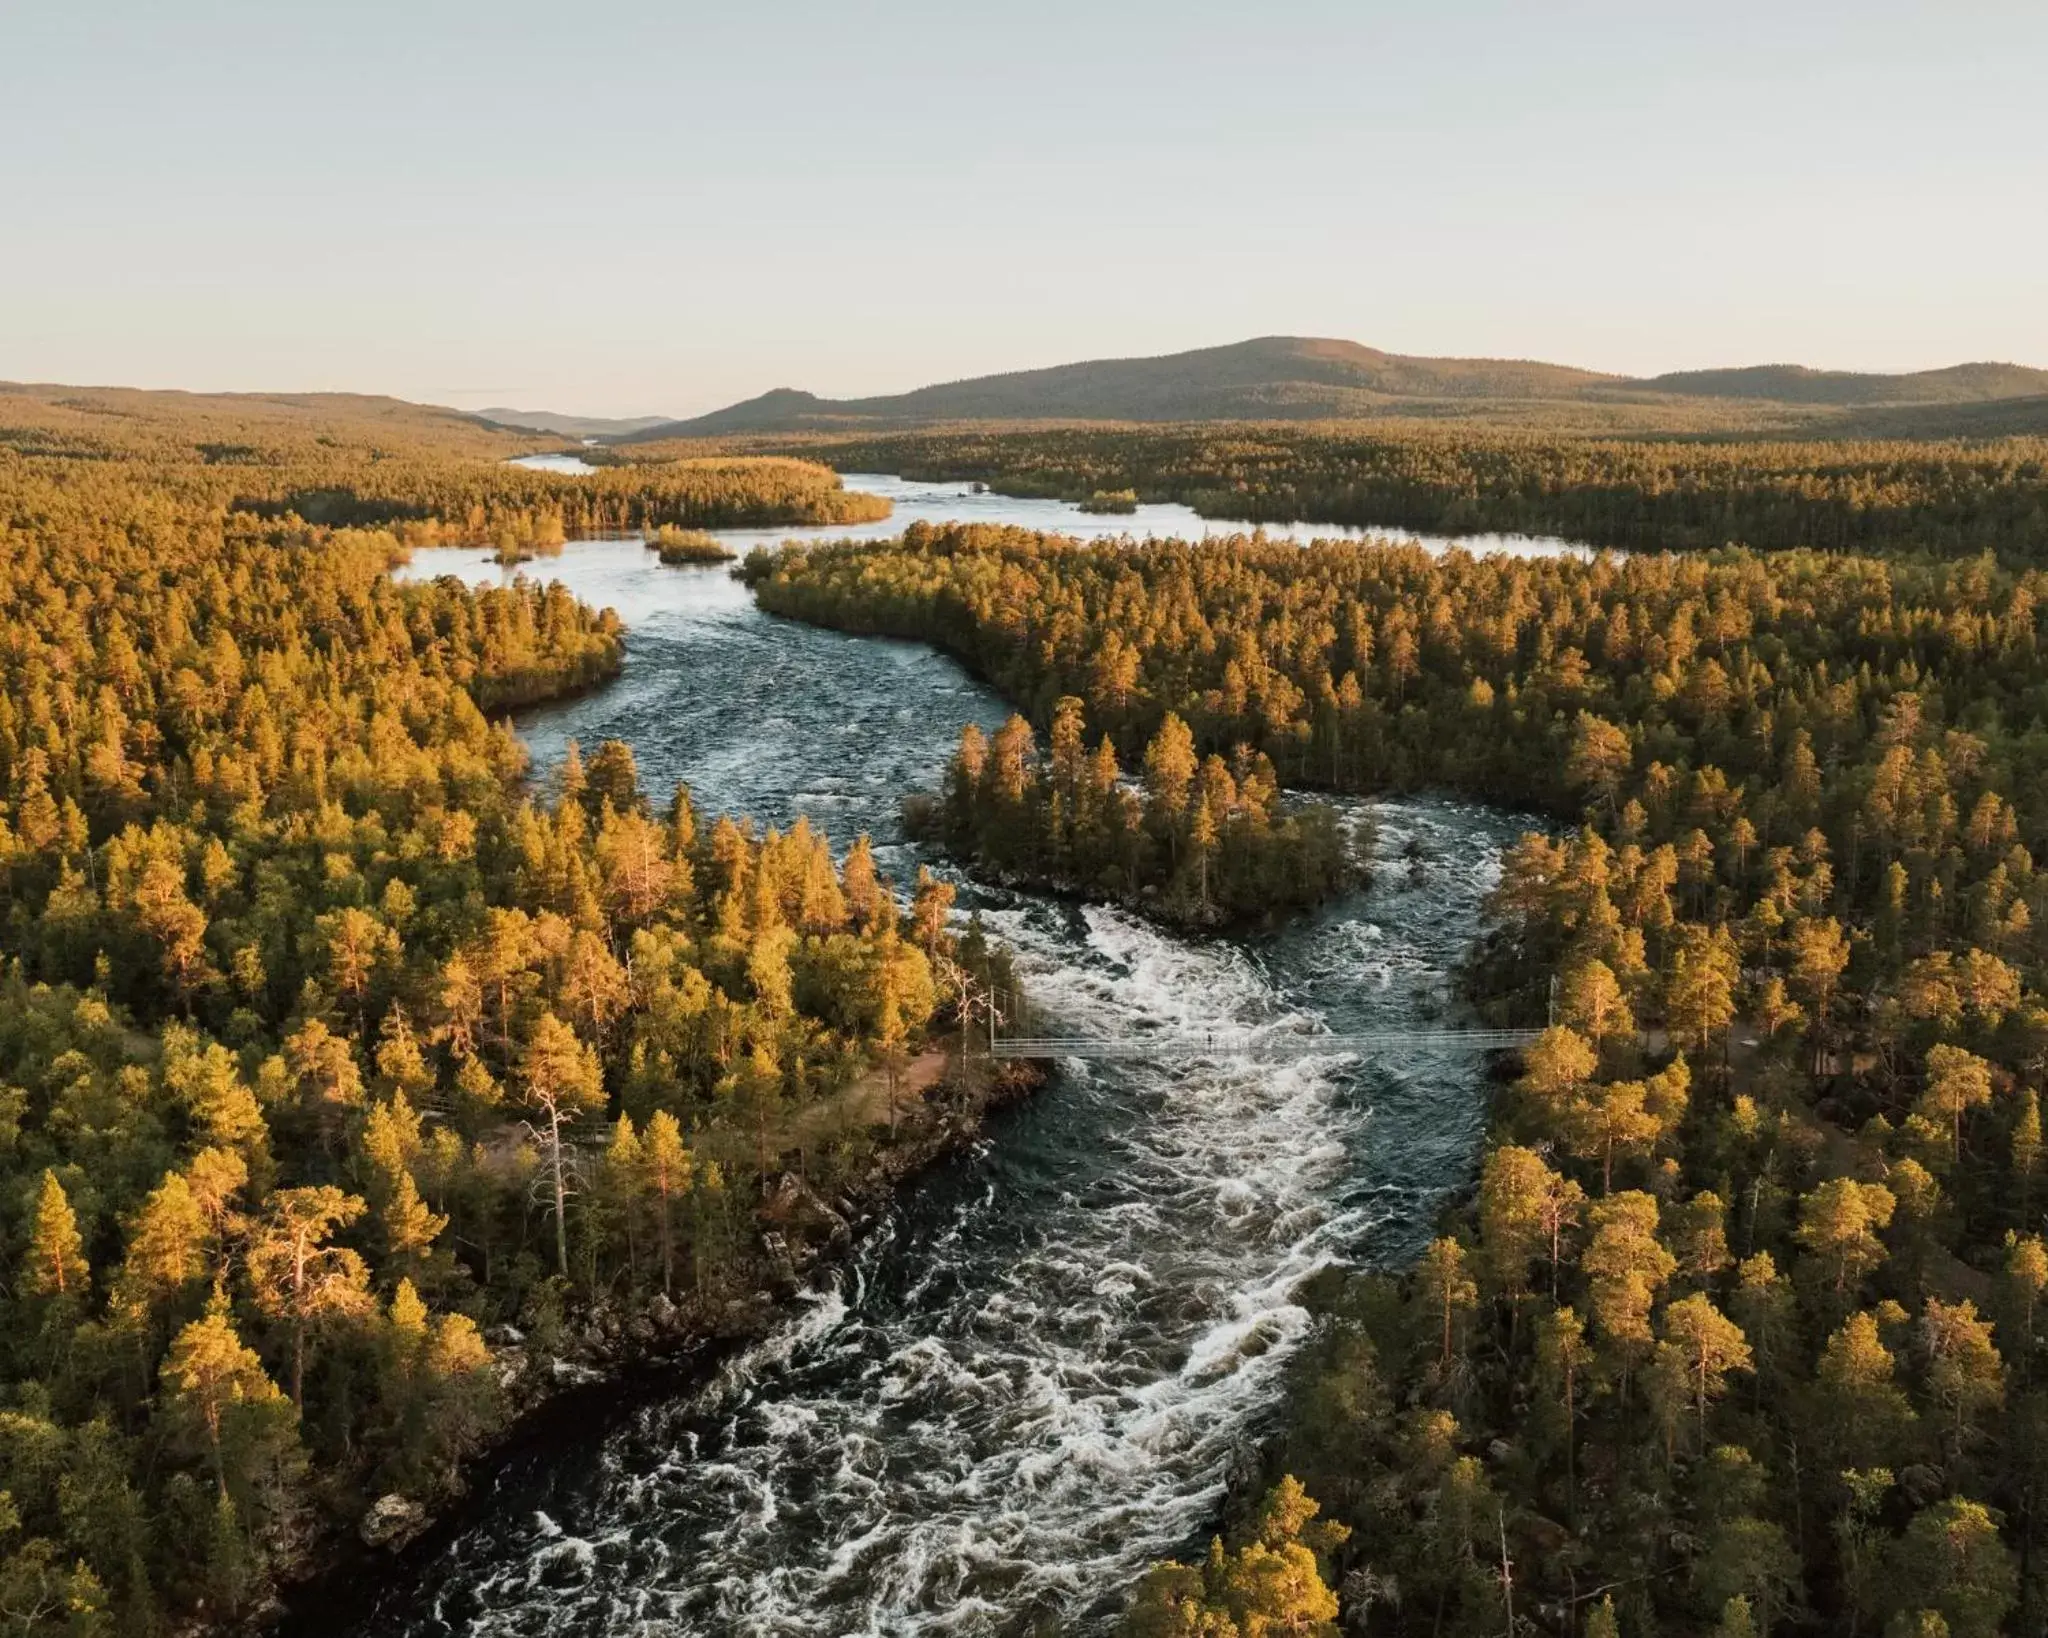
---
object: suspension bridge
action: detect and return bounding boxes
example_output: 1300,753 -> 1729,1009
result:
987,1027 -> 1538,1061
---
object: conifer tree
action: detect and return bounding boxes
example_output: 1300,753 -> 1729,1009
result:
245,1187 -> 372,1408
159,1295 -> 301,1511
20,1170 -> 87,1302
521,1013 -> 607,1277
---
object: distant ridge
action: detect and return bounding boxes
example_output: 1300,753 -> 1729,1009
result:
623,336 -> 2048,439
474,407 -> 673,439
1638,362 -> 2048,407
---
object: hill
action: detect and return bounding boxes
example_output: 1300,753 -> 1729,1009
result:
474,406 -> 674,439
629,336 -> 2048,439
1632,360 -> 2048,406
0,380 -> 537,456
1832,392 -> 2048,440
632,338 -> 1619,436
0,383 -> 672,453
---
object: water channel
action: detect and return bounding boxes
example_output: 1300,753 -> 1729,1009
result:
354,480 -> 1547,1635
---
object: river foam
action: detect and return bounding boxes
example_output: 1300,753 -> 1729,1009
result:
367,533 -> 1527,1636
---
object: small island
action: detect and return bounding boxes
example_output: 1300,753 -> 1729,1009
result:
907,698 -> 1367,932
488,512 -> 569,564
648,523 -> 739,564
1078,487 -> 1140,514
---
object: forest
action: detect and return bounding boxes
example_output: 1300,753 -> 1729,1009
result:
0,394 -> 990,1633
16,375 -> 2048,1635
2,383 -> 889,552
740,424 -> 2048,560
749,520 -> 2048,1635
905,701 -> 1361,931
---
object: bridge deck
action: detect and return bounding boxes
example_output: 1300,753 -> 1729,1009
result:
990,1028 -> 1537,1060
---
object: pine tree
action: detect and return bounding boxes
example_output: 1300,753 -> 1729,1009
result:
521,1012 -> 607,1277
1884,1498 -> 2015,1638
600,1113 -> 645,1288
642,1110 -> 693,1297
111,1170 -> 209,1334
159,1294 -> 302,1511
1811,1311 -> 1916,1472
1581,1191 -> 1675,1390
2012,1088 -> 2043,1218
21,1169 -> 87,1300
1476,1144 -> 1560,1307
1796,1178 -> 1897,1296
1650,1293 -> 1751,1454
1920,1045 -> 1996,1163
1417,1237 -> 1477,1371
1715,1596 -> 1758,1638
1535,1305 -> 1592,1517
380,1171 -> 449,1277
1922,1299 -> 2005,1463
245,1187 -> 373,1408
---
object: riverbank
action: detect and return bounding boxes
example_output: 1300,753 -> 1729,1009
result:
262,1046 -> 1045,1636
370,522 -> 1528,1633
904,837 -> 1376,938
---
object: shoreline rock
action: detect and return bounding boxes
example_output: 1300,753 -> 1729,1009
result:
259,1055 -> 1044,1637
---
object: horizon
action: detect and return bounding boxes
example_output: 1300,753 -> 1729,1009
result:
6,2 -> 2046,418
19,329 -> 2048,428
484,334 -> 2048,425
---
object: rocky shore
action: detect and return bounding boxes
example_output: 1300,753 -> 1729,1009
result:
260,1054 -> 1044,1636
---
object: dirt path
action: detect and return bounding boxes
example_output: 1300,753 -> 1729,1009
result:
786,1043 -> 955,1150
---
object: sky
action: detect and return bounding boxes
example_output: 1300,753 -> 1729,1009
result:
3,0 -> 2044,417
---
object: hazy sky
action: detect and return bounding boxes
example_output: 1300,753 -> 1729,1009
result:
4,0 -> 2043,416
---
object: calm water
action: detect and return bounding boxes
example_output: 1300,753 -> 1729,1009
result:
509,451 -> 602,474
363,517 -> 1531,1635
499,464 -> 1586,558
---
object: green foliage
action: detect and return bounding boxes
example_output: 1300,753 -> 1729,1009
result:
1121,1476 -> 1347,1637
648,526 -> 738,565
754,422 -> 2048,559
746,512 -> 2048,1632
917,701 -> 1362,930
0,391 -> 977,1633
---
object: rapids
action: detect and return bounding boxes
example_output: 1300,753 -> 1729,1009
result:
361,494 -> 1536,1635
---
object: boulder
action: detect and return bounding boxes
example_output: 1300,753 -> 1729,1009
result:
759,1231 -> 801,1295
762,1173 -> 852,1241
360,1493 -> 429,1551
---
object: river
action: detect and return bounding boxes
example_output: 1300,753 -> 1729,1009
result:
507,459 -> 1586,558
364,487 -> 1538,1635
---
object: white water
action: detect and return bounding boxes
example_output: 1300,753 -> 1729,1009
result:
376,805 -> 1515,1638
365,522 -> 1531,1636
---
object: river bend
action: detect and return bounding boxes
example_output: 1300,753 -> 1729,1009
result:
368,494 -> 1532,1635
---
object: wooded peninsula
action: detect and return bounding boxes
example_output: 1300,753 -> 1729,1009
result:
748,424 -> 2048,560
909,702 -> 1363,932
